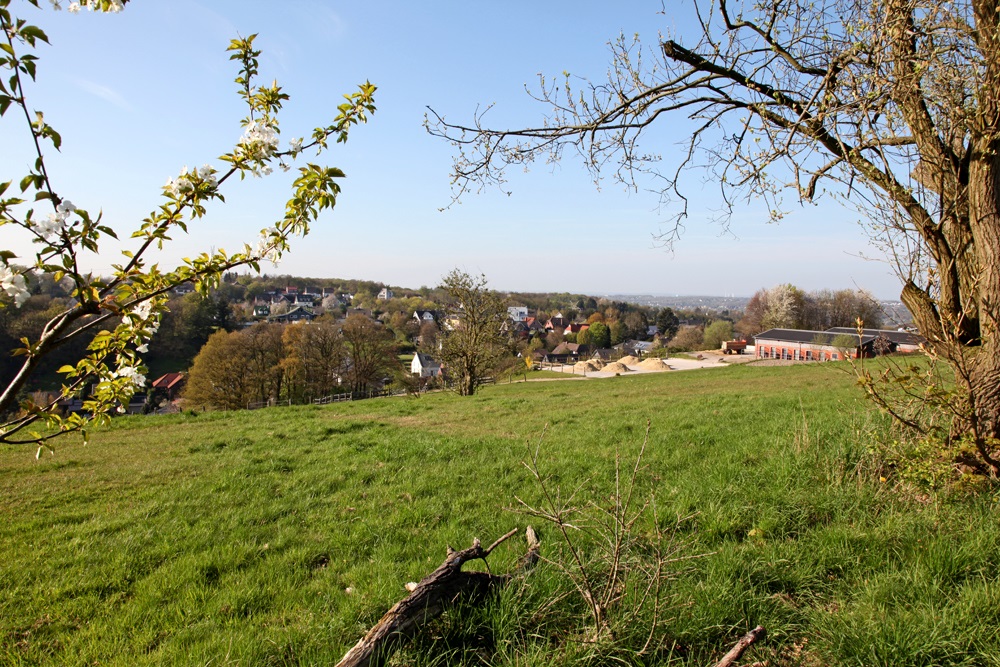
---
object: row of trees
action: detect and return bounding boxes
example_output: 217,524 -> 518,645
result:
183,315 -> 399,410
737,286 -> 883,337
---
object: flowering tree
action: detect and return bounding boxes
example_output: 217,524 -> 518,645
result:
0,0 -> 376,450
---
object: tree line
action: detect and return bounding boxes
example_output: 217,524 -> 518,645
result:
183,315 -> 399,410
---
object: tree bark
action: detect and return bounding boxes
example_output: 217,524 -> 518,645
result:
336,528 -> 540,667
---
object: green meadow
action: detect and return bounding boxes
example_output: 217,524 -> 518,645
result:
3,363 -> 1000,666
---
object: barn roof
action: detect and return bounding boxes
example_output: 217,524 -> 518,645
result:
754,328 -> 879,346
825,327 -> 925,346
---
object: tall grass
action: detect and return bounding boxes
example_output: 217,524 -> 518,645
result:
1,362 -> 998,665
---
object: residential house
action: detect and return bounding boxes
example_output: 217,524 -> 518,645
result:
524,317 -> 546,335
545,314 -> 569,332
413,310 -> 441,325
269,306 -> 316,323
292,293 -> 316,308
152,372 -> 186,400
253,304 -> 271,318
411,353 -> 442,378
546,342 -> 588,363
621,340 -> 655,357
345,307 -> 375,320
564,322 -> 589,336
507,306 -> 528,322
590,348 -> 618,361
377,287 -> 394,300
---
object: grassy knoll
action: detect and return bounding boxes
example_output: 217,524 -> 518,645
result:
2,363 -> 1000,665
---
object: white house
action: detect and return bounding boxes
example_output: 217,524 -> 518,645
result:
411,352 -> 442,378
377,287 -> 394,300
507,306 -> 528,323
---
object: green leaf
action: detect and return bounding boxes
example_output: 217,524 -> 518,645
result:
19,25 -> 49,46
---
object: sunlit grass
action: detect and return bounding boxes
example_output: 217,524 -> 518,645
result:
2,362 -> 999,665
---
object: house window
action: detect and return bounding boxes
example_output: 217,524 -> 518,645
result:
793,349 -> 800,361
832,352 -> 839,360
805,350 -> 813,360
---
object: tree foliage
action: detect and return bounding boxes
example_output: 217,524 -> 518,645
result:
737,285 -> 882,336
655,308 -> 680,340
183,317 -> 395,410
703,320 -> 735,350
0,1 -> 375,449
182,330 -> 255,411
587,321 -> 611,349
438,270 -> 512,396
430,0 -> 1000,470
340,314 -> 399,393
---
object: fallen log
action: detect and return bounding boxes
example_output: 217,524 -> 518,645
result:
336,526 -> 541,667
713,625 -> 766,667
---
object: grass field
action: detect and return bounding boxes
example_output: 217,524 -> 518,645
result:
2,362 -> 999,665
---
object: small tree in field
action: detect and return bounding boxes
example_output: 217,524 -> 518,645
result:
438,270 -> 512,396
0,1 -> 375,450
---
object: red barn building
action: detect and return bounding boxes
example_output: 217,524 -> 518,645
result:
753,328 -> 896,361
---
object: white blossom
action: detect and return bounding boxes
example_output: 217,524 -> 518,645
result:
253,228 -> 283,266
240,120 -> 280,160
34,211 -> 69,243
49,0 -> 62,9
133,299 -> 154,321
114,365 -> 146,390
288,137 -> 303,155
197,164 -> 218,188
136,343 -> 149,354
57,199 -> 76,214
0,263 -> 30,308
165,165 -> 217,198
65,1 -> 123,13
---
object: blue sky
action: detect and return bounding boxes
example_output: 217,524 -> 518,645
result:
1,0 -> 902,299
